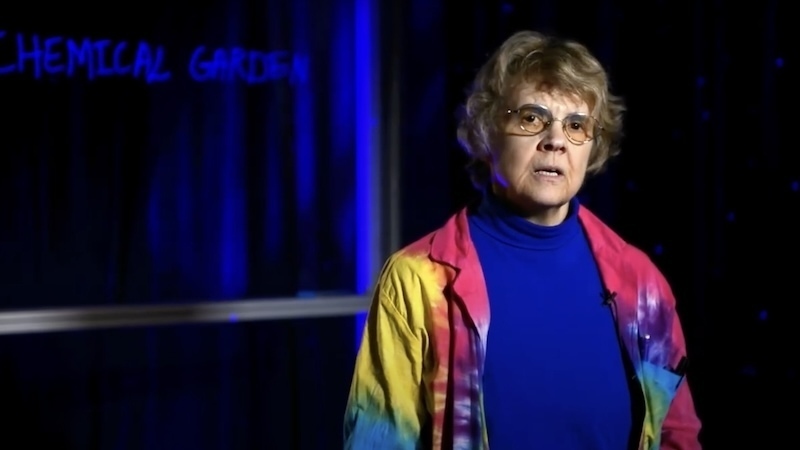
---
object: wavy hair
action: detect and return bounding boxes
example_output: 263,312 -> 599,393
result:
456,31 -> 626,188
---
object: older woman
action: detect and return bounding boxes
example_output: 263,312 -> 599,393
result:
344,31 -> 701,450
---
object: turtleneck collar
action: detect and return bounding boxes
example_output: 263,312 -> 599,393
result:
469,191 -> 582,250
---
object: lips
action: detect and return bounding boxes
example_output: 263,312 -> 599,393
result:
534,165 -> 563,176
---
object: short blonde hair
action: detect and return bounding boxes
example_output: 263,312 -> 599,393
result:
456,31 -> 626,188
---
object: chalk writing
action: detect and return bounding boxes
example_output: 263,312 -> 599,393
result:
189,46 -> 308,84
0,31 -> 171,83
0,31 -> 308,85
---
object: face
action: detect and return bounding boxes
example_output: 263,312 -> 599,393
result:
488,84 -> 594,226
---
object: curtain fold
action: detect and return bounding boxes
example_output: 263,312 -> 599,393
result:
0,0 -> 365,448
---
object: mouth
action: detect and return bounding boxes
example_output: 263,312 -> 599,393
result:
533,166 -> 563,177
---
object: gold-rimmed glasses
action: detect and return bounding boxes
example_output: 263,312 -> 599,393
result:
505,104 -> 601,144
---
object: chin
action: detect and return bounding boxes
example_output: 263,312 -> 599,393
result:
500,185 -> 572,210
524,191 -> 571,209
530,199 -> 569,211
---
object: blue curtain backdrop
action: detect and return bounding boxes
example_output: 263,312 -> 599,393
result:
0,0 -> 376,448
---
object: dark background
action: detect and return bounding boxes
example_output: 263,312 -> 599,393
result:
0,0 -> 795,448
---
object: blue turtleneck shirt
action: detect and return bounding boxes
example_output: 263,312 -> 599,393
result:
468,193 -> 633,449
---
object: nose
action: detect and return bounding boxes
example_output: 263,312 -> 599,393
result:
538,123 -> 567,152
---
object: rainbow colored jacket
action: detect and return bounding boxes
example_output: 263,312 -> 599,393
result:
344,205 -> 702,450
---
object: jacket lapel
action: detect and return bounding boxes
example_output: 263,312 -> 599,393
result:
428,208 -> 490,348
578,206 -> 642,366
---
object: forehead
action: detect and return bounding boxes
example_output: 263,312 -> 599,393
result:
509,83 -> 589,114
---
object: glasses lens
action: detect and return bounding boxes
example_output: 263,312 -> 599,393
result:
516,106 -> 549,134
564,114 -> 597,142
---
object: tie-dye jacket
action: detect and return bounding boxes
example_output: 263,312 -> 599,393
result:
344,204 -> 702,450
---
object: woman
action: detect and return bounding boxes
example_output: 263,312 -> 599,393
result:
344,30 -> 702,450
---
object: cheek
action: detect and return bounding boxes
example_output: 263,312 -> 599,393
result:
495,151 -> 533,183
497,138 -> 536,170
570,148 -> 592,176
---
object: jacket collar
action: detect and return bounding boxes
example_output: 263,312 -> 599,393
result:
428,203 -> 632,343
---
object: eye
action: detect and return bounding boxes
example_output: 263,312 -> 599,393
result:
563,115 -> 598,142
509,105 -> 551,134
522,114 -> 541,124
518,107 -> 548,126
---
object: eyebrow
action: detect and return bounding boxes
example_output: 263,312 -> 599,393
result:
513,103 -> 544,109
514,103 -> 589,115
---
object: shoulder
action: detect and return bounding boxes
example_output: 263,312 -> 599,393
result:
378,209 -> 464,296
374,230 -> 452,326
379,234 -> 449,295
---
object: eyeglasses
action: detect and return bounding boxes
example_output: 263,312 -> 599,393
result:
505,104 -> 601,144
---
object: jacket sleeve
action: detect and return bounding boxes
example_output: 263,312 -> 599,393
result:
660,283 -> 703,449
343,262 -> 428,449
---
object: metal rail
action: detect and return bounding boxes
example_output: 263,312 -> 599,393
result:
0,296 -> 371,335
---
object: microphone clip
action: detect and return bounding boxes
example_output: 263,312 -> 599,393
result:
601,289 -> 617,306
